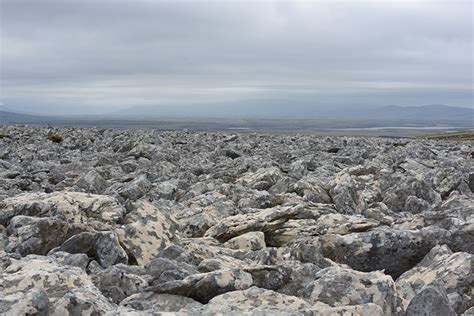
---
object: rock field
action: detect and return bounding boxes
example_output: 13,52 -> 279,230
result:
0,125 -> 473,315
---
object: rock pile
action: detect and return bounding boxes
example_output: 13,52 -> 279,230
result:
0,125 -> 473,315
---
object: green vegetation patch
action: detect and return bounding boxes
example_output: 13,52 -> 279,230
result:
419,130 -> 474,142
47,133 -> 64,143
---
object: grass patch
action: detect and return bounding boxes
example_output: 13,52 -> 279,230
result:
418,130 -> 474,142
47,133 -> 64,143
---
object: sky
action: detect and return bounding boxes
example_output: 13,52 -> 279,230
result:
0,0 -> 473,115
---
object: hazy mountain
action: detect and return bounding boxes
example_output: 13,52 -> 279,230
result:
0,110 -> 55,124
1,104 -> 472,128
112,102 -> 473,122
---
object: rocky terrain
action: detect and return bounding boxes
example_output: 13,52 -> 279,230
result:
0,124 -> 473,315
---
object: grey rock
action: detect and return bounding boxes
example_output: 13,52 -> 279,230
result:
405,283 -> 456,316
147,269 -> 253,303
190,286 -> 313,315
55,231 -> 128,268
75,169 -> 108,194
303,266 -> 399,315
5,215 -> 85,256
92,265 -> 148,303
120,292 -> 202,313
224,231 -> 266,251
317,226 -> 447,278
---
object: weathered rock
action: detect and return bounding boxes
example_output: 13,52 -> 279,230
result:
303,266 -> 400,315
54,231 -> 128,268
75,170 -> 108,194
204,205 -> 303,242
119,292 -> 202,313
382,177 -> 441,213
0,255 -> 115,314
146,257 -> 197,285
92,265 -> 148,303
0,191 -> 125,230
49,251 -> 90,270
117,201 -> 178,265
405,283 -> 456,316
0,287 -> 50,316
267,213 -> 379,246
329,173 -> 366,214
5,215 -> 86,256
396,244 -> 473,312
243,265 -> 291,290
313,302 -> 384,316
191,286 -> 313,314
223,231 -> 266,251
147,269 -> 253,303
237,166 -> 283,190
105,174 -> 152,202
277,261 -> 322,297
317,226 -> 447,278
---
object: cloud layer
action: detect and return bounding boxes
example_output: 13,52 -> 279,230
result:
1,0 -> 472,114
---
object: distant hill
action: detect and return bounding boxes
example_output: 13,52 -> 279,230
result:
112,103 -> 473,123
1,104 -> 472,129
356,104 -> 473,121
0,110 -> 55,124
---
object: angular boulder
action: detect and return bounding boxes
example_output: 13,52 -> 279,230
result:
117,201 -> 178,265
303,266 -> 400,315
147,269 -> 253,303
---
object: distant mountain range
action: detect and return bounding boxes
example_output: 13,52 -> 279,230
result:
1,104 -> 473,128
0,110 -> 55,124
112,103 -> 473,122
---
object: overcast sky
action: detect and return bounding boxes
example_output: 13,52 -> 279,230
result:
0,0 -> 472,114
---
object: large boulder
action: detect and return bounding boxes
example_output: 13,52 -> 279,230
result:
382,177 -> 441,213
223,231 -> 266,251
0,192 -> 125,230
0,254 -> 116,314
329,173 -> 366,214
303,266 -> 400,315
204,205 -> 303,242
117,201 -> 178,265
317,226 -> 447,278
54,231 -> 128,268
91,265 -> 148,303
191,286 -> 313,315
75,170 -> 108,194
119,292 -> 202,313
105,174 -> 152,202
5,215 -> 86,256
0,287 -> 50,316
237,167 -> 283,190
396,245 -> 473,313
405,283 -> 456,316
267,213 -> 379,246
147,269 -> 253,303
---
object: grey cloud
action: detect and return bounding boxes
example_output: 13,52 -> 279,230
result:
0,0 -> 472,113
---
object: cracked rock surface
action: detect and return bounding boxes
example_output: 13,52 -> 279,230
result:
0,125 -> 473,315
